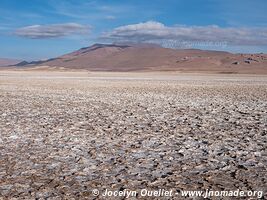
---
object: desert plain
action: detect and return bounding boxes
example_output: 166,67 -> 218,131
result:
0,70 -> 266,199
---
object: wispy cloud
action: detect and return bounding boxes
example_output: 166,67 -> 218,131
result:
101,21 -> 267,46
45,1 -> 132,20
14,23 -> 90,39
105,15 -> 116,20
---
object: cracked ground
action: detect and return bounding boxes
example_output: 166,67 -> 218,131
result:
0,71 -> 266,199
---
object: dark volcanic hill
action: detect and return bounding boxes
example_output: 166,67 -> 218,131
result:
15,43 -> 267,74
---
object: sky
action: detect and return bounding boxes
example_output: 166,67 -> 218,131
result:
0,0 -> 267,60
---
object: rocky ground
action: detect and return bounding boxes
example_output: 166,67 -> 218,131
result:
0,71 -> 266,199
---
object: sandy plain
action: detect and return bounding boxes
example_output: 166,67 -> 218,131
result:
0,71 -> 266,199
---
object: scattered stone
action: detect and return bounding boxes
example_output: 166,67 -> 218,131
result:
232,61 -> 239,65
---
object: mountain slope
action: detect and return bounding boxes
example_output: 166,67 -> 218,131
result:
0,58 -> 21,67
15,44 -> 267,73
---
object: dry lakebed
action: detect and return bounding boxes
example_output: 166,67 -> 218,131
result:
0,71 -> 266,199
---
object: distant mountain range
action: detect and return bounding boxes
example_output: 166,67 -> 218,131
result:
11,43 -> 267,73
0,58 -> 21,67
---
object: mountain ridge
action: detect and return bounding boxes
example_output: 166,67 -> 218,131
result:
0,58 -> 21,67
12,43 -> 267,74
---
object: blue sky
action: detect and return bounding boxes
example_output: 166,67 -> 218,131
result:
0,0 -> 267,60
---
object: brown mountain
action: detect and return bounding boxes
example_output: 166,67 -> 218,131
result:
16,44 -> 267,74
0,58 -> 21,67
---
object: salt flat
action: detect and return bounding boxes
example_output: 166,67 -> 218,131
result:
0,71 -> 266,199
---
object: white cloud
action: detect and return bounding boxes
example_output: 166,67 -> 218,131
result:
101,21 -> 267,46
15,23 -> 90,39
